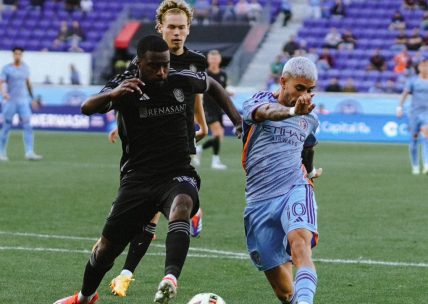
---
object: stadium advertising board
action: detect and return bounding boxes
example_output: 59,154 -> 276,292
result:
0,86 -> 412,142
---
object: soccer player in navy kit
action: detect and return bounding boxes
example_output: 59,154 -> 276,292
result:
103,0 -> 242,297
53,35 -> 241,304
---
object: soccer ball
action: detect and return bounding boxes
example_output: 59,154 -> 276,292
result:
187,293 -> 226,304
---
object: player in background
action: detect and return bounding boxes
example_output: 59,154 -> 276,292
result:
397,58 -> 428,175
194,50 -> 232,170
53,35 -> 242,304
0,47 -> 42,161
105,0 -> 208,297
242,57 -> 320,304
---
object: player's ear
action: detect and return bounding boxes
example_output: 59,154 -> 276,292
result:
280,76 -> 287,89
155,23 -> 162,34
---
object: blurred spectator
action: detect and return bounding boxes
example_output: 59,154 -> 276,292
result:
80,0 -> 92,14
248,0 -> 263,24
418,0 -> 428,10
52,21 -> 69,50
407,28 -> 422,50
235,0 -> 250,22
194,0 -> 210,24
267,54 -> 287,90
317,48 -> 334,70
67,21 -> 85,52
309,0 -> 321,19
282,35 -> 300,56
368,81 -> 384,93
394,48 -> 411,73
367,49 -> 386,71
403,0 -> 417,10
421,11 -> 428,30
323,27 -> 342,48
384,79 -> 400,93
30,0 -> 45,10
325,77 -> 342,92
70,64 -> 80,85
343,78 -> 358,92
3,0 -> 18,11
331,0 -> 346,18
65,0 -> 80,13
222,0 -> 236,22
43,75 -> 53,85
420,33 -> 428,50
338,29 -> 357,50
391,29 -> 408,50
389,10 -> 406,30
280,0 -> 292,26
209,0 -> 222,23
316,103 -> 330,115
306,48 -> 319,63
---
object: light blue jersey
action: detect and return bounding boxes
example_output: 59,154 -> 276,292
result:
0,63 -> 30,103
405,77 -> 428,114
405,77 -> 428,134
242,91 -> 319,203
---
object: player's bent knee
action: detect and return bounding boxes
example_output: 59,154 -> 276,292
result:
170,194 -> 193,219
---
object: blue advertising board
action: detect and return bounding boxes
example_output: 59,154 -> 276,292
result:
316,114 -> 410,143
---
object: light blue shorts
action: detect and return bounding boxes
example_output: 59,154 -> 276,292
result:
409,112 -> 428,136
1,101 -> 32,123
244,184 -> 318,271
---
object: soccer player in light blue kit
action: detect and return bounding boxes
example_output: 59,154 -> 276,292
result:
397,59 -> 428,174
242,57 -> 319,304
0,47 -> 42,161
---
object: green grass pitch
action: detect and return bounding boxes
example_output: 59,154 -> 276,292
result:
0,131 -> 427,303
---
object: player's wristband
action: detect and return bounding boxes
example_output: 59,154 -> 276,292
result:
307,168 -> 317,179
396,106 -> 403,111
289,107 -> 296,116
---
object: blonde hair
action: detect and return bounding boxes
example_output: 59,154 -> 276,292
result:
156,0 -> 193,27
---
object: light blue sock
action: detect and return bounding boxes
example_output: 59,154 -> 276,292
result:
422,136 -> 428,167
0,120 -> 12,156
22,120 -> 34,155
409,139 -> 419,168
294,267 -> 317,304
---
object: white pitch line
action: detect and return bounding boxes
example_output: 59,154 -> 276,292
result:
2,231 -> 428,268
0,246 -> 247,260
0,231 -> 247,257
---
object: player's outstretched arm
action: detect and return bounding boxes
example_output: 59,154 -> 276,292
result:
253,93 -> 315,122
206,76 -> 242,133
82,78 -> 144,115
397,90 -> 409,117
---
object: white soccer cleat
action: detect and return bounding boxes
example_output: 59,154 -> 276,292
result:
154,274 -> 177,303
211,155 -> 227,170
191,146 -> 202,167
25,152 -> 43,161
412,166 -> 420,175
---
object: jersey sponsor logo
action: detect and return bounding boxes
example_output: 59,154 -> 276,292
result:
263,125 -> 306,146
139,104 -> 186,118
173,88 -> 185,103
